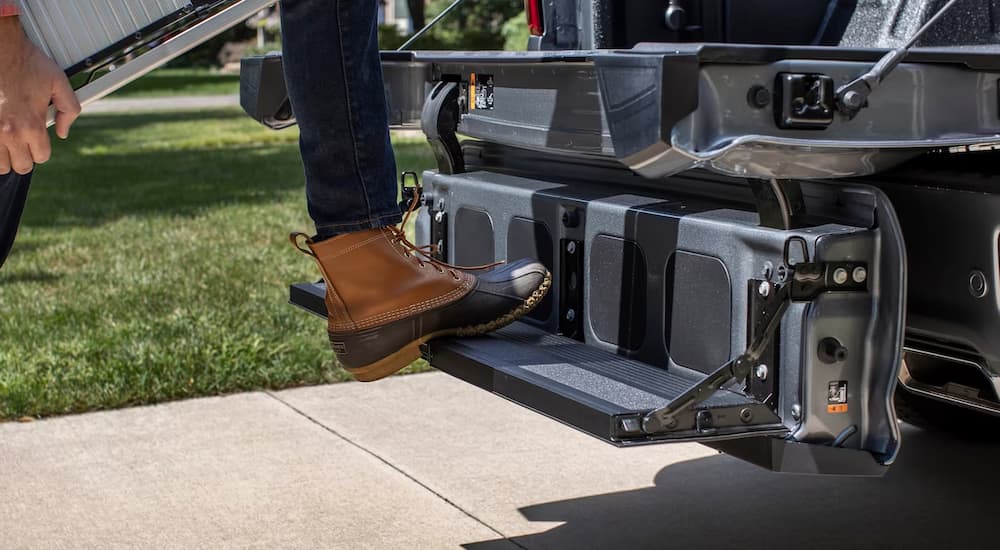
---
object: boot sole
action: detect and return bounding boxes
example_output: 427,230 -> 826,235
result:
345,271 -> 553,382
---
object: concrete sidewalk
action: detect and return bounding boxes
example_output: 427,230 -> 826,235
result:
2,372 -> 997,549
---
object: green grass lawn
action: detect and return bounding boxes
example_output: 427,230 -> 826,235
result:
108,68 -> 241,98
0,108 -> 435,419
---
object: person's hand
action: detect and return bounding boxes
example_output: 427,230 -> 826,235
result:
0,17 -> 81,175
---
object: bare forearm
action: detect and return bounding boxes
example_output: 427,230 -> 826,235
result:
0,0 -> 22,46
0,17 -> 25,57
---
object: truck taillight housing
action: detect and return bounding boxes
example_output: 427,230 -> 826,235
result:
525,0 -> 544,36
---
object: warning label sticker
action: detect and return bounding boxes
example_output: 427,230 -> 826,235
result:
469,73 -> 495,111
827,380 -> 848,413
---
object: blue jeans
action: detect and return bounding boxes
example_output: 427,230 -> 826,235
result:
279,0 -> 402,238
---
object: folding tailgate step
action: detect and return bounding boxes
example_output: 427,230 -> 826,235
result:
288,280 -> 785,445
425,323 -> 788,445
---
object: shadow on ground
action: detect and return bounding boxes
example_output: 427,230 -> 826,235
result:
467,424 -> 996,549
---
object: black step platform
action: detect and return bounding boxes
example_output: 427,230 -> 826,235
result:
427,323 -> 786,445
290,281 -> 786,445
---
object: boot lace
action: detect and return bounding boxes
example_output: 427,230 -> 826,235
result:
387,185 -> 503,279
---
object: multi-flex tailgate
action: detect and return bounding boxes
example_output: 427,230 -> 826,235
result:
285,168 -> 907,475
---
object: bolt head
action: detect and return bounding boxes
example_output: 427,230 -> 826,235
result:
562,209 -> 580,228
566,241 -> 577,254
791,404 -> 802,420
754,364 -> 769,381
758,281 -> 772,298
852,266 -> 867,284
565,309 -> 576,322
747,85 -> 772,109
762,262 -> 774,280
843,90 -> 863,109
776,265 -> 789,283
833,267 -> 849,285
739,408 -> 754,423
664,5 -> 686,30
434,211 -> 444,223
970,270 -> 989,299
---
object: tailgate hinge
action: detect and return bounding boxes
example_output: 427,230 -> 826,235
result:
642,237 -> 869,434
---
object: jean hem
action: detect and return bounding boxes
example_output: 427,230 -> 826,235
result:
314,210 -> 403,236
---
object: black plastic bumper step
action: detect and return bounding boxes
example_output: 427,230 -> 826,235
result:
425,323 -> 787,445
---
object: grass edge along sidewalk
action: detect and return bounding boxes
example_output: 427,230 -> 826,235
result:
0,107 -> 435,420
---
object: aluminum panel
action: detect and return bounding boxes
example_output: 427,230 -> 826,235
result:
19,0 -> 190,69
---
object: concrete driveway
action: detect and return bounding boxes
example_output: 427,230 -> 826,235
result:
1,372 -> 996,549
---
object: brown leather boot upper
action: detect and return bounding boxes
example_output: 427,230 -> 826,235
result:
304,227 -> 475,333
292,222 -> 551,382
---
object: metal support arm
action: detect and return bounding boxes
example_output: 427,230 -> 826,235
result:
642,237 -> 869,434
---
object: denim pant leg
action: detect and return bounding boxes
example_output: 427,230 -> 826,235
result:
0,171 -> 32,271
279,0 -> 402,238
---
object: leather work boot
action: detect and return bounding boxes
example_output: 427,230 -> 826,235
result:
291,225 -> 551,382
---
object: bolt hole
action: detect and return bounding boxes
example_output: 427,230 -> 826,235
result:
818,337 -> 848,364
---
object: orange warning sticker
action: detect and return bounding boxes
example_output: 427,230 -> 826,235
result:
469,73 -> 477,110
827,380 -> 848,414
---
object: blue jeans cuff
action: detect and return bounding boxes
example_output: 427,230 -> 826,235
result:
314,210 -> 404,238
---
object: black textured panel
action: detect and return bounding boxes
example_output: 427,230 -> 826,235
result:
453,207 -> 495,267
507,217 -> 554,322
589,235 -> 647,351
667,251 -> 732,374
426,322 -> 783,445
453,323 -> 749,410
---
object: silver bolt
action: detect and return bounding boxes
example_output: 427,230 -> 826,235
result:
565,309 -> 576,322
754,364 -> 769,381
852,266 -> 867,284
762,261 -> 774,280
843,90 -> 863,109
791,404 -> 802,420
833,267 -> 849,285
739,408 -> 754,423
436,240 -> 445,252
434,211 -> 444,223
620,417 -> 641,432
566,241 -> 577,254
758,281 -> 772,298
